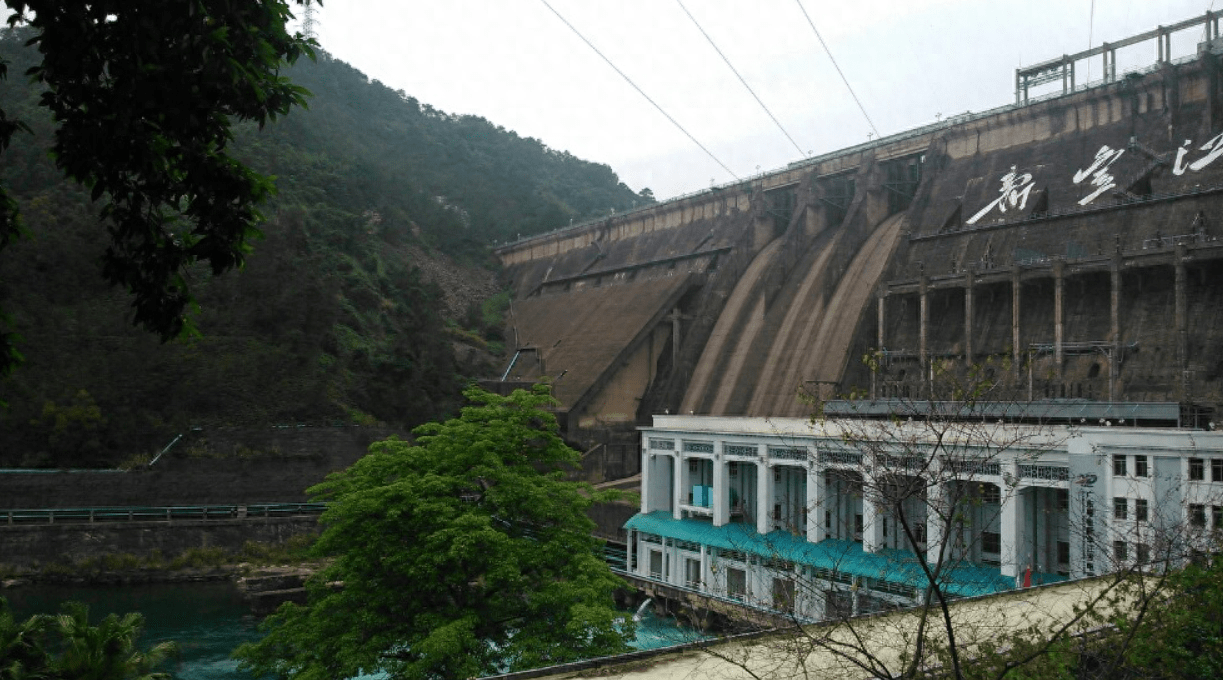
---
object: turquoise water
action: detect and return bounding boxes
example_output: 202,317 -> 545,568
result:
4,583 -> 706,679
5,582 -> 257,679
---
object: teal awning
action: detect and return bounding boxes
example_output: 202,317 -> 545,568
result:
626,512 -> 1062,598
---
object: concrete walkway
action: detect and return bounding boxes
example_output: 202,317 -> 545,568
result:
486,576 -> 1129,680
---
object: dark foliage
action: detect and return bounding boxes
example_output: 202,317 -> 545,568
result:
0,29 -> 647,467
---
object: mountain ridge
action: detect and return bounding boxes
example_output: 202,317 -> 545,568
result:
0,35 -> 651,467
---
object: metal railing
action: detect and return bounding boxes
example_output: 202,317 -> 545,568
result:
0,503 -> 328,525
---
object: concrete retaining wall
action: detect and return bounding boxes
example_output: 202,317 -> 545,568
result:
0,516 -> 320,570
0,426 -> 401,509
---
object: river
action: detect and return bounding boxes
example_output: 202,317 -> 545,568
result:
3,582 -> 706,679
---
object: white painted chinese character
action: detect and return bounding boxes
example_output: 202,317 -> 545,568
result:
1188,132 -> 1223,173
1073,145 -> 1125,205
966,166 -> 1035,225
1173,139 -> 1194,176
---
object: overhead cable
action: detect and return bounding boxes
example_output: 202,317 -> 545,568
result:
538,0 -> 740,180
676,0 -> 807,157
794,0 -> 880,139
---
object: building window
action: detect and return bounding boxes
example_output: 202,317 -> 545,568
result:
982,531 -> 1001,555
1057,541 -> 1071,565
685,558 -> 701,590
1113,454 -> 1127,477
727,567 -> 747,601
728,462 -> 739,477
1135,499 -> 1149,522
1057,489 -> 1069,512
683,441 -> 714,454
1113,497 -> 1128,520
854,514 -> 864,537
772,577 -> 795,612
980,483 -> 1001,505
1190,458 -> 1205,481
1214,459 -> 1223,482
1190,504 -> 1207,527
648,550 -> 663,579
1135,455 -> 1149,478
1214,506 -> 1223,530
1136,543 -> 1150,563
1114,540 -> 1128,562
825,510 -> 832,529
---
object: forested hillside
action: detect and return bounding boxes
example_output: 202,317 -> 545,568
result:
0,31 -> 650,467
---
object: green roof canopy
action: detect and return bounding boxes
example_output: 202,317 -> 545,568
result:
626,512 -> 1064,597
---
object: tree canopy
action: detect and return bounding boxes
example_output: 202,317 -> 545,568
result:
0,0 -> 316,376
0,597 -> 176,680
235,384 -> 632,679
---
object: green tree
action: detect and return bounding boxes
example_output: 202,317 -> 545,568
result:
0,1 -> 316,376
1120,554 -> 1223,680
0,598 -> 176,679
236,384 -> 632,679
0,597 -> 46,679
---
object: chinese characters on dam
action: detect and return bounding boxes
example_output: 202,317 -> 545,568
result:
967,135 -> 1223,226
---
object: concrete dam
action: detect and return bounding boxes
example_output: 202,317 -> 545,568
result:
494,17 -> 1223,477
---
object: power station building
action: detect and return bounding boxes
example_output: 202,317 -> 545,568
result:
624,409 -> 1223,620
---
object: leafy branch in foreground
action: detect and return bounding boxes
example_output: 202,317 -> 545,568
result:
0,1 -> 317,376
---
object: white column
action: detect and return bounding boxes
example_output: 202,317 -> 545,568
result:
699,545 -> 709,593
1001,487 -> 1029,581
713,443 -> 729,527
807,458 -> 824,543
862,467 -> 884,553
927,479 -> 949,565
673,452 -> 686,520
1000,456 -> 1027,580
640,436 -> 651,513
757,457 -> 773,535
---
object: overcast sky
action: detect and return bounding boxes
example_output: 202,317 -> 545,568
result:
308,1 -> 1217,200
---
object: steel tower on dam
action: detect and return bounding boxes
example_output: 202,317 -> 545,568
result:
493,15 -> 1223,480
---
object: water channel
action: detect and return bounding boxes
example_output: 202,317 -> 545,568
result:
4,582 -> 707,679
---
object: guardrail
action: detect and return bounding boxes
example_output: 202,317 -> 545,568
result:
0,503 -> 328,525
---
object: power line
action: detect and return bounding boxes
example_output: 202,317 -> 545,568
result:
538,0 -> 739,181
676,0 -> 806,157
794,0 -> 879,139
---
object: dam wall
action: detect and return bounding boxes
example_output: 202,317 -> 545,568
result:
495,37 -> 1223,468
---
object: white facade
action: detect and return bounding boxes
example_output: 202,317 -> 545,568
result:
626,415 -> 1223,620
